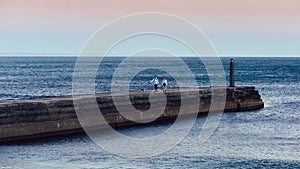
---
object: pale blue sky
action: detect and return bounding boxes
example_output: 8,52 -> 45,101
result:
0,0 -> 299,56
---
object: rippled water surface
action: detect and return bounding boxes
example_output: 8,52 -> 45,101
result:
0,57 -> 299,168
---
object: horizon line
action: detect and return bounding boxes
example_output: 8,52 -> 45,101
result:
0,54 -> 299,57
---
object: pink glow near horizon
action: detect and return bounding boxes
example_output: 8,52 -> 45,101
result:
1,0 -> 299,33
1,0 -> 299,55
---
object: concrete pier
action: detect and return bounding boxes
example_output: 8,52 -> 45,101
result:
0,86 -> 264,144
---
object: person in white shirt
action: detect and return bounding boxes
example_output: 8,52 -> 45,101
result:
149,75 -> 159,91
162,76 -> 167,93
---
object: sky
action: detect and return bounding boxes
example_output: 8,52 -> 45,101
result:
0,0 -> 299,56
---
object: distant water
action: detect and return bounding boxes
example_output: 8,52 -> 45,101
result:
0,57 -> 299,168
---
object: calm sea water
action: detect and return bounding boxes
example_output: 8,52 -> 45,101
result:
0,57 -> 299,168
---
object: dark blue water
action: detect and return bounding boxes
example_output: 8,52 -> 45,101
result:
0,57 -> 299,168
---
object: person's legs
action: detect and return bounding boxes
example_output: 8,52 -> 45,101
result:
154,84 -> 158,91
163,83 -> 166,92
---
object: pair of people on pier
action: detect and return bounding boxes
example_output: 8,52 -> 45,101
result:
149,75 -> 167,92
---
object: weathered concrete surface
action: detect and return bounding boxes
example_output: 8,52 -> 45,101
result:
0,86 -> 263,144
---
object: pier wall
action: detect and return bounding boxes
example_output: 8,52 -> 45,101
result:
0,86 -> 264,144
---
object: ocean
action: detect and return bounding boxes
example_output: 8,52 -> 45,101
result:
0,57 -> 299,168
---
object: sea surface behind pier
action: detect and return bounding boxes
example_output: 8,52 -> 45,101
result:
0,57 -> 299,168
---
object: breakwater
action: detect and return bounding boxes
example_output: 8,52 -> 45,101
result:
0,86 -> 263,144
